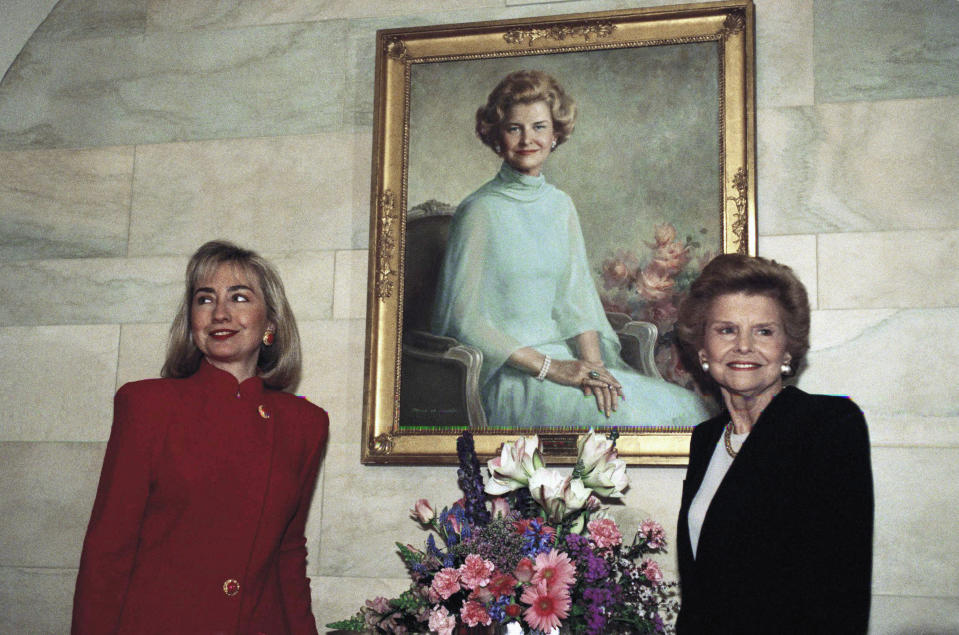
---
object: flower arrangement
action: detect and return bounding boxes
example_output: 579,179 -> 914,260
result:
598,222 -> 712,389
327,430 -> 678,634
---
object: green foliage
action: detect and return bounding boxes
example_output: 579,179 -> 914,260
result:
392,588 -> 428,612
395,541 -> 425,567
324,615 -> 366,631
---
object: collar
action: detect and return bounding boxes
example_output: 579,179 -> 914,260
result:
492,161 -> 551,202
192,358 -> 265,400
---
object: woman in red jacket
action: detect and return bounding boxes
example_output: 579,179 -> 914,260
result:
73,240 -> 329,634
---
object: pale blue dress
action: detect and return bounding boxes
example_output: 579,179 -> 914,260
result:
431,163 -> 710,428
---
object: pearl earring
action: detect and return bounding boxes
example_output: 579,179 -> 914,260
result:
781,361 -> 792,375
700,360 -> 709,372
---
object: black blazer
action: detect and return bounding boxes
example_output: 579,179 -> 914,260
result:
676,386 -> 874,634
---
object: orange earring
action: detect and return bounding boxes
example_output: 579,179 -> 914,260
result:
262,329 -> 275,346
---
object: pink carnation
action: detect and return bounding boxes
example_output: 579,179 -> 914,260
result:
430,567 -> 461,600
640,519 -> 667,549
640,558 -> 664,584
460,599 -> 492,627
587,517 -> 623,549
459,553 -> 495,590
428,605 -> 456,635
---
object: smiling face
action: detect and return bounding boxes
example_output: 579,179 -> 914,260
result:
498,100 -> 557,177
190,262 -> 273,382
699,292 -> 791,404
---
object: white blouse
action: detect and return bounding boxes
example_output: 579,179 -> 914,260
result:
687,426 -> 749,558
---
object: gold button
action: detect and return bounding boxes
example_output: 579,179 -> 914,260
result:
258,405 -> 270,419
223,578 -> 240,596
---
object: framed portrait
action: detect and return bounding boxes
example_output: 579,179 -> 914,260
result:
362,1 -> 756,465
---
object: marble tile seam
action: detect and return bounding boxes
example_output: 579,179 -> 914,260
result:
814,301 -> 959,311
119,129 -> 364,149
0,248 -> 344,264
123,146 -> 136,257
21,17 -> 351,46
762,92 -> 959,109
870,591 -> 959,601
311,574 -> 415,581
0,127 -> 366,153
808,308 -> 959,349
870,441 -> 959,449
814,227 -> 959,239
0,564 -> 78,572
0,440 -> 105,446
761,229 -> 959,239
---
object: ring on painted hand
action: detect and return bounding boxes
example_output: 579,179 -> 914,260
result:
588,370 -> 601,379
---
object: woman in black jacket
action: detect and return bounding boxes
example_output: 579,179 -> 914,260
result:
674,254 -> 874,634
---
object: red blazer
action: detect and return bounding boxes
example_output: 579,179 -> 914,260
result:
676,386 -> 873,634
73,361 -> 329,634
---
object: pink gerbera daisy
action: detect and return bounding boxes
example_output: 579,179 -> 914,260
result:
520,579 -> 570,632
531,549 -> 576,589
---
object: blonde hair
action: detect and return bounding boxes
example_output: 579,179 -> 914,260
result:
161,240 -> 301,390
475,70 -> 577,151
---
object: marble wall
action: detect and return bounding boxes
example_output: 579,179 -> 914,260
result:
1,0 -> 957,632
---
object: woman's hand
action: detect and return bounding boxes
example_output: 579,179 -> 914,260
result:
548,359 -> 623,417
506,342 -> 623,417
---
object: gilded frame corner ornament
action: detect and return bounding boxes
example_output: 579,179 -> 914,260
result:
362,1 -> 756,466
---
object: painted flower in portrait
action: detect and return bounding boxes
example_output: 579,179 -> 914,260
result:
637,260 -> 676,302
601,250 -> 641,289
650,222 -> 678,247
597,221 -> 713,388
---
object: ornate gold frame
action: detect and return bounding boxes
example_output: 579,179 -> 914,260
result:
362,1 -> 756,465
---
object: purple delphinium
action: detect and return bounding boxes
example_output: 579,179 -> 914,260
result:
456,432 -> 491,527
426,533 -> 454,569
520,518 -> 554,556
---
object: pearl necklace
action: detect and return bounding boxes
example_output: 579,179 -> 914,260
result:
723,422 -> 739,459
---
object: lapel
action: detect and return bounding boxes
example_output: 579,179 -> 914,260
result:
678,414 -> 725,568
683,416 -> 725,507
692,387 -> 804,565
